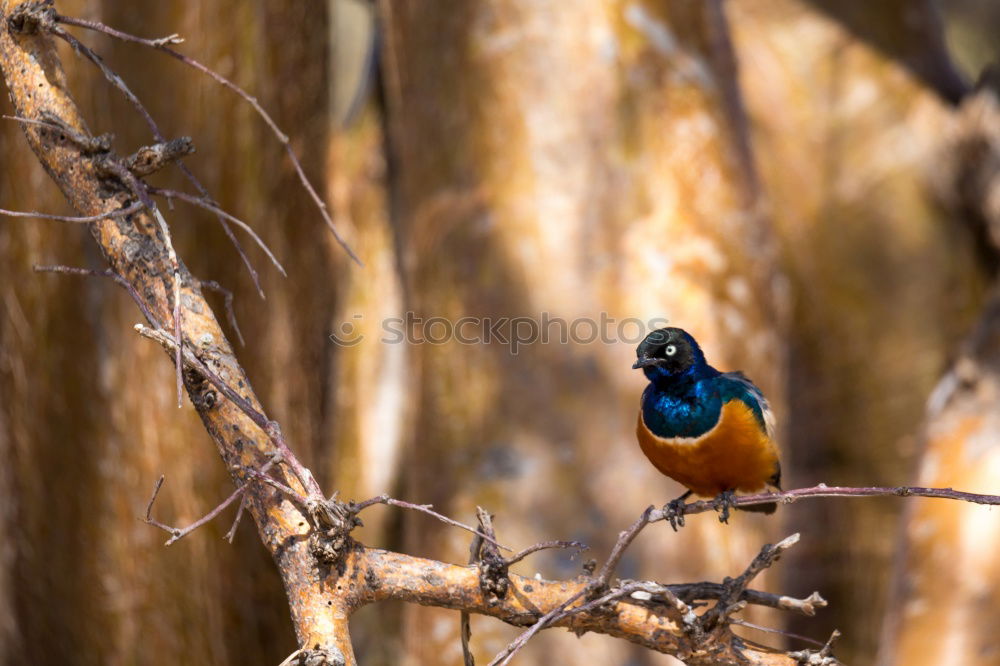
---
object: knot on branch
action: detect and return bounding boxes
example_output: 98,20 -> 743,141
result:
478,554 -> 509,603
178,364 -> 222,412
307,496 -> 362,567
8,0 -> 55,35
472,507 -> 509,604
125,137 -> 195,177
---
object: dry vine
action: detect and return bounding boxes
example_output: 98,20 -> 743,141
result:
3,2 -> 999,665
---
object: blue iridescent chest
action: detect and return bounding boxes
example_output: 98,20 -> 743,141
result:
641,370 -> 768,439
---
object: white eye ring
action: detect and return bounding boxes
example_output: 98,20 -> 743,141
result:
664,344 -> 677,356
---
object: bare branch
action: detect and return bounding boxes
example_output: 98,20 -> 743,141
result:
55,12 -> 362,265
0,200 -> 143,223
224,495 -> 248,544
132,324 -> 323,500
668,584 -> 826,617
503,539 -> 588,567
487,505 -> 655,666
657,484 -> 1000,527
351,494 -> 511,551
144,475 -> 247,546
149,187 -> 286,276
0,7 -> 337,649
730,619 -> 827,648
22,19 -> 264,294
596,505 -> 653,587
788,630 -> 842,665
124,137 -> 195,176
701,534 -> 801,631
349,545 -> 819,666
144,454 -> 282,545
33,263 -> 158,326
200,279 -> 245,347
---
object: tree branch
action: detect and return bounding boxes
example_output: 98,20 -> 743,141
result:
342,540 -> 816,666
661,484 -> 1000,525
54,10 -> 362,265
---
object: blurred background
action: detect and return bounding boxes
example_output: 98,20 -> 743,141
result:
1,0 -> 999,664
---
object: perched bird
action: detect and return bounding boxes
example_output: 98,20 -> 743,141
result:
633,327 -> 780,523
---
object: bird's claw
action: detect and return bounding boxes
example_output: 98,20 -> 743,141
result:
712,490 -> 738,524
663,497 -> 688,531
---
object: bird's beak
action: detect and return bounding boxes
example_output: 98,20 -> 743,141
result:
632,357 -> 659,369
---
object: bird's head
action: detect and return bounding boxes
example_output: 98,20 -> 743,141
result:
632,327 -> 705,381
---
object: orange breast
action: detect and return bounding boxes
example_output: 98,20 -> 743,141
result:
636,399 -> 779,497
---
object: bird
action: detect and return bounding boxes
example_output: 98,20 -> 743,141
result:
632,327 -> 780,525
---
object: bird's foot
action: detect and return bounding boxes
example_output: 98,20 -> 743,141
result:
712,490 -> 738,524
663,493 -> 692,531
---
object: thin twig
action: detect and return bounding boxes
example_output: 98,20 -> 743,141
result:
149,187 -> 286,276
224,495 -> 248,544
56,13 -> 362,266
487,506 -> 654,666
147,207 -> 185,409
486,587 -> 590,666
729,619 -> 827,648
200,279 -> 245,347
144,475 -> 246,546
50,25 -> 163,158
133,324 -> 322,500
788,629 -> 842,665
240,466 -> 310,510
33,264 -> 158,326
537,579 -> 701,650
276,649 -> 304,666
667,583 -> 826,617
504,540 -> 588,567
596,505 -> 653,587
552,581 -> 652,623
0,201 -> 143,223
3,112 -> 67,132
655,484 -> 1000,526
351,495 -> 511,552
461,512 -> 489,666
34,265 -> 120,281
701,534 -> 800,632
44,23 -> 265,293
144,454 -> 281,545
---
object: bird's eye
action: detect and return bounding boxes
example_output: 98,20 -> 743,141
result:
664,344 -> 677,356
